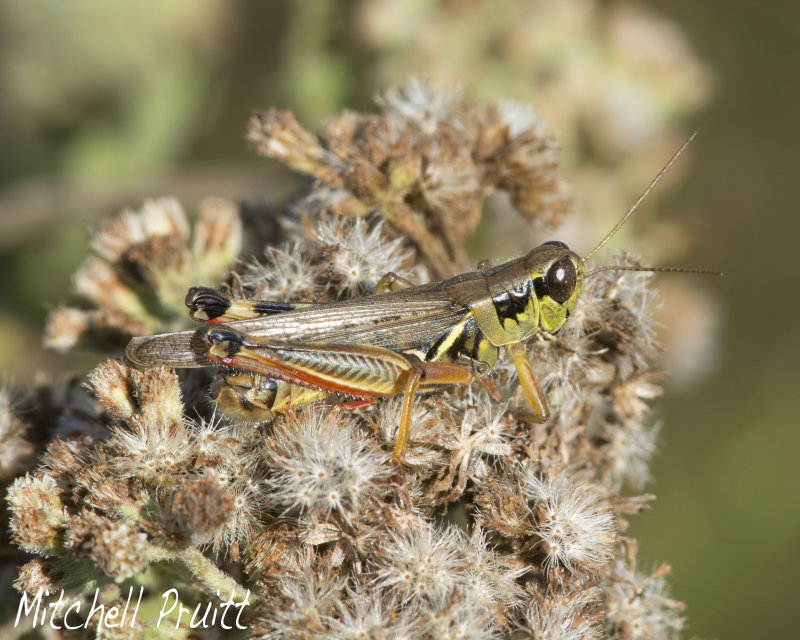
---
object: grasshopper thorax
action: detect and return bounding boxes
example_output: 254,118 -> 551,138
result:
468,241 -> 586,348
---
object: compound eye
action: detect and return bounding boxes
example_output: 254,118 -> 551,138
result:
545,256 -> 577,304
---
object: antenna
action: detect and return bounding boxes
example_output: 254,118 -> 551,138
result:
584,132 -> 697,261
586,265 -> 721,277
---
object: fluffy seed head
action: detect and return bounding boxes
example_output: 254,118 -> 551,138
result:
243,239 -> 322,300
7,473 -> 67,555
314,218 -> 415,295
372,522 -> 464,606
262,408 -> 391,520
109,414 -> 192,482
606,559 -> 686,639
525,471 -> 616,574
378,78 -> 462,131
607,419 -> 660,490
521,585 -> 603,640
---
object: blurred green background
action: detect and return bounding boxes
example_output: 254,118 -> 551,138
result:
0,2 -> 796,638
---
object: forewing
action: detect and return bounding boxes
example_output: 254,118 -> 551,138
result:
224,284 -> 468,351
126,284 -> 469,368
126,329 -> 211,367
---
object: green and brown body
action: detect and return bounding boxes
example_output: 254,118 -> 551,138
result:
125,138 -> 714,460
126,242 -> 587,460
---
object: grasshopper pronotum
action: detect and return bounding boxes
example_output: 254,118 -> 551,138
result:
126,136 -> 717,461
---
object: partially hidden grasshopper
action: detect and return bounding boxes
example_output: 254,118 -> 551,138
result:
126,136 -> 717,461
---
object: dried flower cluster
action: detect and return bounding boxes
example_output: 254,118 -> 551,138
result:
44,197 -> 242,351
3,83 -> 700,639
246,81 -> 570,280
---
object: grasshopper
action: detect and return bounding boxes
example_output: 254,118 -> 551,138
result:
126,136 -> 716,461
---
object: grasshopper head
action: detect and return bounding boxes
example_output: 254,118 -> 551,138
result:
512,136 -> 718,342
524,241 -> 586,335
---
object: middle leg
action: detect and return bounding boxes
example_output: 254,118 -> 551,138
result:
393,361 -> 476,461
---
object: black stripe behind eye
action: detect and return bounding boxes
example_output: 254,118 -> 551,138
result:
506,281 -> 532,316
532,277 -> 547,300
